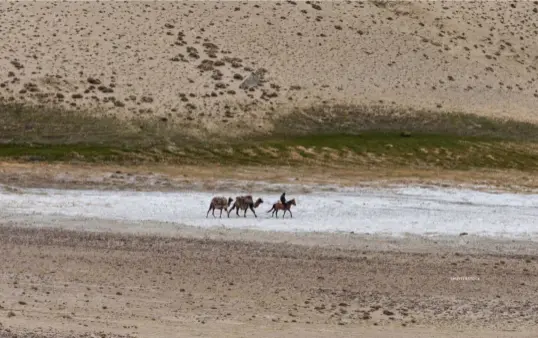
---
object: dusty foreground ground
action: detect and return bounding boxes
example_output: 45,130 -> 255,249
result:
3,161 -> 538,194
2,1 -> 538,138
1,225 -> 538,338
1,161 -> 538,337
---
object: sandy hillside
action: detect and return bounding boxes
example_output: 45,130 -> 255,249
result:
1,1 -> 538,138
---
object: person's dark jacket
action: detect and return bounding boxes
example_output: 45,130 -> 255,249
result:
280,193 -> 286,204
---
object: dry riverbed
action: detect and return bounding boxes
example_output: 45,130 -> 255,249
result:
0,224 -> 537,338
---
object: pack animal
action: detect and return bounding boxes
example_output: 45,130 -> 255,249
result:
206,196 -> 234,218
267,198 -> 296,218
228,195 -> 264,218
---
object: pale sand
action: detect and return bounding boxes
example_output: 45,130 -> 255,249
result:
2,1 -> 538,336
0,167 -> 538,338
2,1 -> 538,139
0,224 -> 537,338
0,169 -> 538,337
3,161 -> 538,194
1,165 -> 538,336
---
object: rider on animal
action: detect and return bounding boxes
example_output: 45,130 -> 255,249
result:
280,192 -> 286,205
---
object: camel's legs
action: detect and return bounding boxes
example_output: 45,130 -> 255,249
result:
227,205 -> 234,218
206,205 -> 212,218
250,205 -> 257,218
219,209 -> 223,218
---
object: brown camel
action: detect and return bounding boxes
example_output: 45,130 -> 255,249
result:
227,195 -> 264,218
206,196 -> 234,218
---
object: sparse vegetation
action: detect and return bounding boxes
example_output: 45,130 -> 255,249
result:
2,102 -> 538,171
2,2 -> 538,337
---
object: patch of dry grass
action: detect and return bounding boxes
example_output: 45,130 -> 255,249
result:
3,102 -> 538,171
273,103 -> 538,141
0,102 -> 197,147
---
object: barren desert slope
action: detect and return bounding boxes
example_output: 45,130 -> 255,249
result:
1,0 -> 538,139
3,1 -> 538,337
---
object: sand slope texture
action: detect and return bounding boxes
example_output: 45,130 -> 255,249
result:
1,1 -> 538,139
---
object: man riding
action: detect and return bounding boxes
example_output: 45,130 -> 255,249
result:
280,192 -> 286,205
